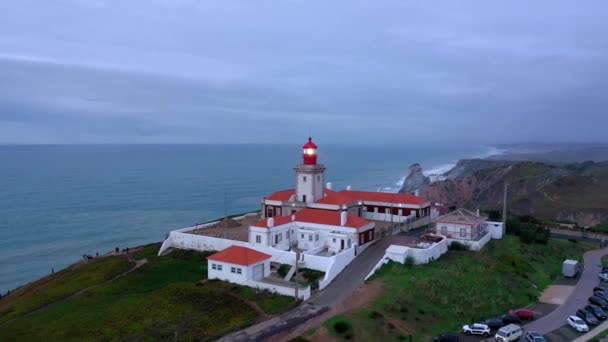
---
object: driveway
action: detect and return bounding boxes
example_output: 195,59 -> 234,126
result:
523,247 -> 608,335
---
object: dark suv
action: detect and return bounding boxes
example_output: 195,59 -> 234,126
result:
434,332 -> 459,342
500,314 -> 522,325
577,309 -> 599,325
585,304 -> 608,320
589,296 -> 608,309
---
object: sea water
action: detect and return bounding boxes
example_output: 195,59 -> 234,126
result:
0,143 -> 496,292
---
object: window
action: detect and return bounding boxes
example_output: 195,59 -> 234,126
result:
303,176 -> 307,182
309,234 -> 313,241
369,231 -> 373,239
237,268 -> 242,274
317,175 -> 320,181
286,230 -> 290,238
315,234 -> 319,241
303,195 -> 307,202
255,235 -> 261,244
278,232 -> 282,241
217,264 -> 222,271
441,226 -> 447,235
267,207 -> 273,217
333,238 -> 336,243
212,264 -> 217,270
274,234 -> 278,244
276,208 -> 281,216
363,206 -> 368,211
460,228 -> 467,238
301,234 -> 304,239
231,267 -> 236,273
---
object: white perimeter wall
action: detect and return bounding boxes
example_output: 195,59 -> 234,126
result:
484,221 -> 504,239
248,280 -> 311,300
447,230 -> 492,251
318,246 -> 356,290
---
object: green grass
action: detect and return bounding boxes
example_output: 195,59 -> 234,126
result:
602,255 -> 608,267
0,244 -> 291,341
330,236 -> 594,341
0,256 -> 132,323
237,286 -> 295,313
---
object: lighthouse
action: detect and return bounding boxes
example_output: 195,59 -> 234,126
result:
294,137 -> 326,203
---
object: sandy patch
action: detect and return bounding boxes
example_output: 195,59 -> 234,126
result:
539,284 -> 576,305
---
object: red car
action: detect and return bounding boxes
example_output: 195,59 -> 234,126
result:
509,308 -> 534,320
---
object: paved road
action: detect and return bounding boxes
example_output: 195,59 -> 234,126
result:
309,235 -> 396,306
524,247 -> 608,335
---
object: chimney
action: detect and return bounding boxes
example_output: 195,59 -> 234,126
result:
476,209 -> 480,217
326,182 -> 332,190
414,189 -> 419,197
346,185 -> 352,191
268,217 -> 274,228
340,211 -> 347,226
291,214 -> 296,222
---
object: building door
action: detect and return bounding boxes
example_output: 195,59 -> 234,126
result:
340,239 -> 345,250
252,264 -> 264,280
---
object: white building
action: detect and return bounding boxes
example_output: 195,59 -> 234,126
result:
208,245 -> 271,283
261,137 -> 432,223
432,208 -> 504,250
249,207 -> 375,254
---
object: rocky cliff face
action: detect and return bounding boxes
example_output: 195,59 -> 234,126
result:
419,161 -> 608,226
398,163 -> 430,194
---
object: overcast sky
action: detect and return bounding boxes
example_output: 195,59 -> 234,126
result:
1,1 -> 607,144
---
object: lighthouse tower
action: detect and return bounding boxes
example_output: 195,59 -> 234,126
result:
294,137 -> 326,203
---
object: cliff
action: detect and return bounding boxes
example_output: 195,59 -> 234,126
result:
419,160 -> 608,226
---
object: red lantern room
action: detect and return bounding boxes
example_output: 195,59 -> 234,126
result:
302,137 -> 318,165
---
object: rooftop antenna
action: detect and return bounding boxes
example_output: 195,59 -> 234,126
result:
502,182 -> 509,236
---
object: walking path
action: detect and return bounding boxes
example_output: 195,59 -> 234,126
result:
524,247 -> 608,334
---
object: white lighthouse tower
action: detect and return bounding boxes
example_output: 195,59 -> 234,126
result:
294,137 -> 326,203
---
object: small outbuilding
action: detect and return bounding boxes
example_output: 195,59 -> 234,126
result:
207,245 -> 271,284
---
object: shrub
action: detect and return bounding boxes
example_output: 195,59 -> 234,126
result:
344,333 -> 354,340
568,238 -> 579,243
333,320 -> 351,334
405,256 -> 415,266
449,241 -> 470,251
277,264 -> 291,277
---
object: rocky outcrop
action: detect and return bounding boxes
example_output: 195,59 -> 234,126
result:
398,163 -> 430,194
443,159 -> 514,179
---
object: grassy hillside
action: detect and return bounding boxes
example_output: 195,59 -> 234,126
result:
0,244 -> 293,341
313,236 -> 594,342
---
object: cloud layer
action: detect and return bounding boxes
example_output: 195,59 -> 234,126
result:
1,1 -> 607,144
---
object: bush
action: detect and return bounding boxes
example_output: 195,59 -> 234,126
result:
568,238 -> 578,243
333,320 -> 351,334
405,256 -> 415,266
483,209 -> 502,221
277,264 -> 291,277
449,241 -> 470,251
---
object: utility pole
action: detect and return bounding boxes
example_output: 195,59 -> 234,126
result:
502,182 -> 509,236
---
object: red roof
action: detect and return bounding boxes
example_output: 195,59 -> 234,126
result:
266,188 -> 335,202
302,137 -> 317,149
208,246 -> 271,266
253,208 -> 370,229
315,190 -> 428,206
266,189 -> 295,201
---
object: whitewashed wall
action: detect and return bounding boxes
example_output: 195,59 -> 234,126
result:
301,253 -> 333,272
319,246 -> 356,290
447,230 -> 492,251
248,280 -> 311,300
484,221 -> 504,239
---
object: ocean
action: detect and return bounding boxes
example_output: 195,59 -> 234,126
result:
0,143 -> 499,293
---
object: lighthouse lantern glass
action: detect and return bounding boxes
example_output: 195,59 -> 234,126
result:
305,148 -> 315,155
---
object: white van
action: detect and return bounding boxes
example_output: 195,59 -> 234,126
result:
495,324 -> 523,342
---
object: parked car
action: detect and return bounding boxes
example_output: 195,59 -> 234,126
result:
462,323 -> 491,336
567,315 -> 589,332
594,285 -> 608,293
495,324 -> 523,342
585,304 -> 608,320
434,332 -> 459,342
577,309 -> 599,326
589,296 -> 608,309
595,291 -> 608,301
509,308 -> 534,320
602,266 -> 608,273
500,314 -> 522,325
525,331 -> 546,342
599,273 -> 608,282
483,317 -> 505,330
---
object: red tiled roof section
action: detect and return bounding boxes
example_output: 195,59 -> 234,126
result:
266,189 -> 295,201
316,190 -> 428,206
253,208 -> 370,229
266,188 -> 336,201
208,246 -> 271,266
